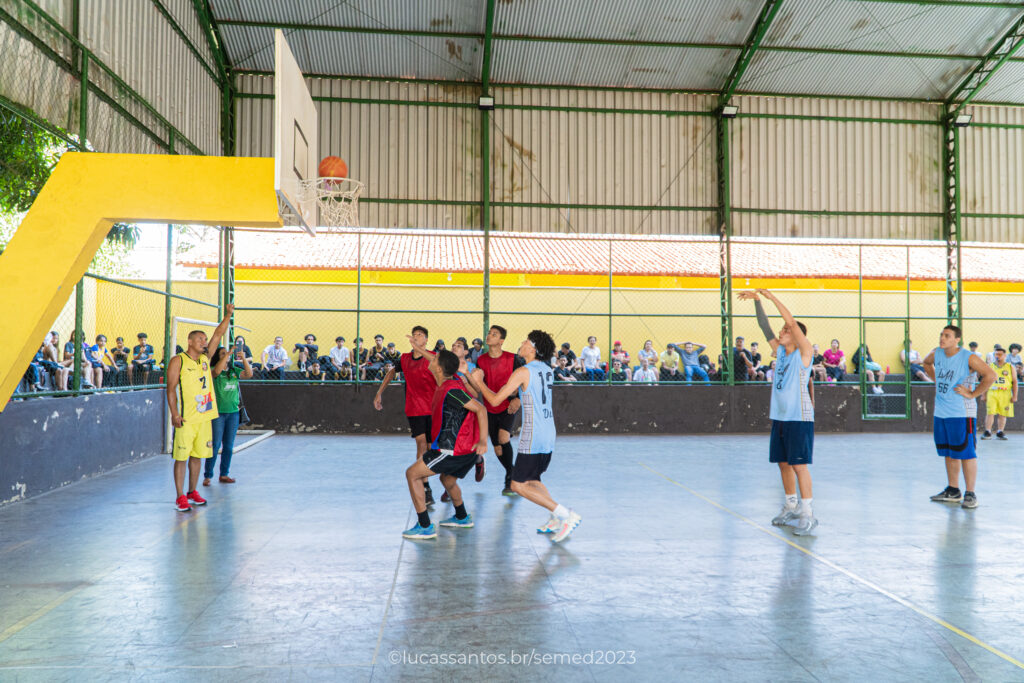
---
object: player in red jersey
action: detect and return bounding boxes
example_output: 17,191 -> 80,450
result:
474,325 -> 524,495
375,325 -> 439,506
401,350 -> 489,539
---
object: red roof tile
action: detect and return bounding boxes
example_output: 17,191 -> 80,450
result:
180,229 -> 1024,282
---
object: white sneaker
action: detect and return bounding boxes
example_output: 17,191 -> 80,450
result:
792,515 -> 818,536
552,511 -> 581,543
536,516 -> 560,534
872,386 -> 884,395
771,505 -> 799,526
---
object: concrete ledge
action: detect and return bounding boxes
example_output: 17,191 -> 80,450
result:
0,390 -> 164,506
240,383 -> 1018,435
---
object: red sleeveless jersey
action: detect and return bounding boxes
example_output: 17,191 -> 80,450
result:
430,378 -> 480,456
400,352 -> 435,417
475,351 -> 516,414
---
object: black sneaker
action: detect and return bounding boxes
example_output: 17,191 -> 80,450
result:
981,430 -> 992,440
996,431 -> 1008,441
961,491 -> 978,509
440,491 -> 451,503
930,486 -> 962,502
502,476 -> 516,497
424,486 -> 435,508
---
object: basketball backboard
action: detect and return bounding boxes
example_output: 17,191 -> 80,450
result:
274,29 -> 317,235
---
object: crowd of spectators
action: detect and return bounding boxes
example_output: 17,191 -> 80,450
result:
23,329 -> 1024,392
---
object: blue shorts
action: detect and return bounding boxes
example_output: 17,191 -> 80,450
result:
934,417 -> 977,460
769,420 -> 814,466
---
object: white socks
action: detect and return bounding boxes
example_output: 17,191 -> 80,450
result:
784,494 -> 798,509
553,504 -> 570,520
799,497 -> 813,517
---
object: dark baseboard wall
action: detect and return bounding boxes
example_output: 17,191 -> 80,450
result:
240,383 -> 1020,435
0,390 -> 164,506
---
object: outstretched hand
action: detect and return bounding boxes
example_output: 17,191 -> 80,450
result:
737,290 -> 760,301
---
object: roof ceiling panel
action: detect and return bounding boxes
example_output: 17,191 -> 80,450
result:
973,61 -> 1024,104
739,50 -> 973,100
221,24 -> 481,81
209,0 -> 486,34
491,41 -> 737,90
493,0 -> 759,45
762,0 -> 1022,57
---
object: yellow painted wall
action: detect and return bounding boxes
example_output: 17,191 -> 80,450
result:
80,272 -> 1024,373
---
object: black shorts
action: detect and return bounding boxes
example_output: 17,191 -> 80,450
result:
423,450 -> 477,479
512,452 -> 552,483
487,409 -> 517,444
407,414 -> 432,439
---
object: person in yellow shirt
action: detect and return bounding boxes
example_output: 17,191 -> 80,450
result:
981,344 -> 1018,441
165,305 -> 233,512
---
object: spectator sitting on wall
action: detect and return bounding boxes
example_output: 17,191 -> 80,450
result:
132,333 -> 156,384
749,342 -> 767,381
262,336 -> 289,380
969,341 -> 985,362
611,341 -> 632,380
659,343 -> 682,381
231,335 -> 256,370
580,336 -> 605,381
822,339 -> 845,382
731,336 -> 754,382
558,342 -> 577,368
383,342 -> 402,378
852,344 -> 886,395
811,343 -> 828,383
363,334 -> 387,380
674,341 -> 710,384
294,334 -> 320,375
65,331 -> 95,388
636,340 -> 657,374
45,331 -> 70,391
89,335 -> 116,389
609,359 -> 628,382
699,352 -> 716,380
632,356 -> 658,383
24,343 -> 46,391
470,338 -> 485,364
1008,343 -> 1024,380
327,336 -> 350,379
765,359 -> 776,382
551,355 -> 573,382
901,340 -> 931,382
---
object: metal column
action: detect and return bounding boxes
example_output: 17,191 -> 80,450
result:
716,115 -> 733,385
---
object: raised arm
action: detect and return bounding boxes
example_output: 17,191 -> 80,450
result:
738,291 -> 779,354
211,349 -> 231,378
406,334 -> 436,359
205,304 -> 234,358
757,290 -> 810,363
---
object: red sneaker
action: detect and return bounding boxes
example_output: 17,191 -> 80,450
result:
186,490 -> 207,506
475,455 -> 485,482
175,494 -> 191,512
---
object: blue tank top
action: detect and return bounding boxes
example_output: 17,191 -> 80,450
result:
518,360 -> 556,454
769,345 -> 814,422
933,347 -> 977,418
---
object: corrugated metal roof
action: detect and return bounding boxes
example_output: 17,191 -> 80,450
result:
973,60 -> 1024,105
739,50 -> 971,100
180,230 -> 1024,282
762,0 -> 1021,57
493,0 -> 759,45
210,0 -> 486,34
221,24 -> 482,81
491,41 -> 737,90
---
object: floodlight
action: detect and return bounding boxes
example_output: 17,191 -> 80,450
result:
478,95 -> 495,110
953,113 -> 972,128
720,105 -> 739,118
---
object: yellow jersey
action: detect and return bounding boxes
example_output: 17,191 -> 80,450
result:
989,362 -> 1015,392
177,351 -> 218,422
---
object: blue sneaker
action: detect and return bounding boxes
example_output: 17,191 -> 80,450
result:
402,523 -> 437,540
439,513 -> 474,528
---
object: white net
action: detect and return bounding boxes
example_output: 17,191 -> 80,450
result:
298,177 -> 365,227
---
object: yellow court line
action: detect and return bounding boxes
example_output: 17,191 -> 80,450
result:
637,461 -> 1024,672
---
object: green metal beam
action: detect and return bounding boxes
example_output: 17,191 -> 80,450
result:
717,115 -> 734,386
481,0 -> 496,335
192,0 -> 232,77
149,0 -> 221,83
0,94 -> 82,150
481,0 -> 496,92
941,104 -> 963,328
216,19 -> 480,41
945,9 -> 1024,117
2,1 -> 204,154
719,0 -> 785,108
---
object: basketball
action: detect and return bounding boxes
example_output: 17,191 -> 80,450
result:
318,155 -> 348,179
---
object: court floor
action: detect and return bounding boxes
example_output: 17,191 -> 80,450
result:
1,432 -> 1023,681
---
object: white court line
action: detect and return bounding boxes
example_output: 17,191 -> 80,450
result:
638,461 -> 1024,673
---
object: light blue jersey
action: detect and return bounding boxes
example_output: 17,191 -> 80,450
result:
518,360 -> 556,454
769,345 -> 814,422
933,347 -> 977,419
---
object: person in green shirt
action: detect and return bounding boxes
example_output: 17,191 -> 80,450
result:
204,345 -> 254,486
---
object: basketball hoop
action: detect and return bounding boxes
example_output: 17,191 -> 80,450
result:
298,177 -> 364,228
